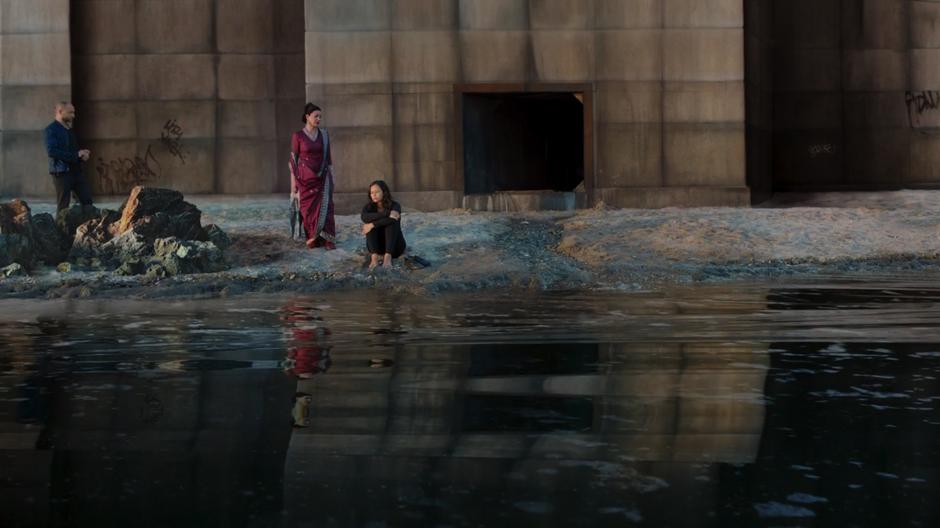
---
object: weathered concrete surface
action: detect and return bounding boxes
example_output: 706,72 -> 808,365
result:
4,0 -> 940,209
770,0 -> 940,190
0,0 -> 71,198
62,0 -> 305,197
302,0 -> 748,209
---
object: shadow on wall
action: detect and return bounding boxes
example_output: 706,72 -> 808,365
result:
761,0 -> 940,192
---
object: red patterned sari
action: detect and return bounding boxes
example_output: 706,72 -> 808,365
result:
289,129 -> 335,247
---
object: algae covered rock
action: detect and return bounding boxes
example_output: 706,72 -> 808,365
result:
154,237 -> 226,276
117,187 -> 204,241
31,213 -> 70,265
1,188 -> 231,279
114,259 -> 146,276
145,264 -> 169,279
1,263 -> 26,277
56,204 -> 100,238
0,233 -> 32,269
203,224 -> 232,251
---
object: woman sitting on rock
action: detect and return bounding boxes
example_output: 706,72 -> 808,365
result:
361,180 -> 406,271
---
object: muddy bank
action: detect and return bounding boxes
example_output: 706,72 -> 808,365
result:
2,191 -> 940,299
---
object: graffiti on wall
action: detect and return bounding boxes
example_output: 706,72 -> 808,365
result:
92,117 -> 189,194
808,144 -> 835,158
94,145 -> 162,196
160,118 -> 187,164
905,90 -> 940,127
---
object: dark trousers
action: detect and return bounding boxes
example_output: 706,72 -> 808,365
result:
366,223 -> 406,258
51,172 -> 93,212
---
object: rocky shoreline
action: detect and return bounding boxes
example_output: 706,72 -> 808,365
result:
2,190 -> 940,300
1,187 -> 230,283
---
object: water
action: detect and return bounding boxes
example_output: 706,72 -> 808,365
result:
1,281 -> 939,527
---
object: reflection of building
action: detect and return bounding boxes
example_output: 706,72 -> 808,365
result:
4,3 -> 939,207
284,342 -> 769,524
0,410 -> 53,527
0,314 -> 296,528
289,343 -> 769,461
0,366 -> 296,527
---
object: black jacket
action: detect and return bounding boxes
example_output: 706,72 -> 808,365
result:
44,121 -> 82,174
361,201 -> 401,227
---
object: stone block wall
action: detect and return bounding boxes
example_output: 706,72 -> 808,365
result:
0,0 -> 781,208
744,0 -> 772,202
14,2 -> 940,204
0,0 -> 72,197
771,0 -> 940,190
67,0 -> 305,197
306,0 -> 750,209
908,1 -> 940,184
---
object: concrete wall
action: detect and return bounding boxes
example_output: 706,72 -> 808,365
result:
67,0 -> 305,197
905,0 -> 940,185
305,0 -> 750,209
6,2 -> 940,206
0,0 -> 72,198
745,0 -> 773,202
771,0 -> 940,190
593,0 -> 749,207
304,0 -> 462,210
0,1 -> 751,208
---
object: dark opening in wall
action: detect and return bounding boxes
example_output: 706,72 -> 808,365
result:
462,92 -> 584,195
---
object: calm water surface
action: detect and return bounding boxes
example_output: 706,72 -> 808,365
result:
1,280 -> 939,527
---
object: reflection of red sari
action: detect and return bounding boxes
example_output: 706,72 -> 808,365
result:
281,303 -> 332,378
286,328 -> 332,378
290,129 -> 335,245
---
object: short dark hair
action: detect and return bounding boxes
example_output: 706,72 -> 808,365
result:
302,103 -> 321,123
368,180 -> 393,211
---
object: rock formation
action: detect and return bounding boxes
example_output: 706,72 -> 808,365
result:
0,199 -> 70,269
0,187 -> 229,277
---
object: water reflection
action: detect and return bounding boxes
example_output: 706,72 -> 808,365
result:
291,392 -> 313,428
281,340 -> 769,526
281,302 -> 333,379
0,306 -> 295,527
0,285 -> 938,526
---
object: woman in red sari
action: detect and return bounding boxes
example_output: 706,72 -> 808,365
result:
289,103 -> 336,249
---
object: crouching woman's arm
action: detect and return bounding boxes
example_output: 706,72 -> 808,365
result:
362,203 -> 400,234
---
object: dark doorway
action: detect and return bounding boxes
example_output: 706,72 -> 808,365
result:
462,92 -> 585,195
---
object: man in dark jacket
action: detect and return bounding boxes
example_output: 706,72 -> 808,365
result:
43,102 -> 92,211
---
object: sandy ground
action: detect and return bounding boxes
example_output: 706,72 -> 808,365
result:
2,191 -> 940,299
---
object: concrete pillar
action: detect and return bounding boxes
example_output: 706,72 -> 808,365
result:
67,0 -> 306,197
768,0 -> 940,190
0,0 -> 72,198
744,0 -> 773,202
909,1 -> 940,184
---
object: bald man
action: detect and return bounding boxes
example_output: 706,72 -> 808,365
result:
43,102 -> 92,212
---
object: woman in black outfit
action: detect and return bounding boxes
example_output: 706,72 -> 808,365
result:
361,180 -> 406,271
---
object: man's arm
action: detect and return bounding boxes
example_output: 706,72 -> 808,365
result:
44,126 -> 80,164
